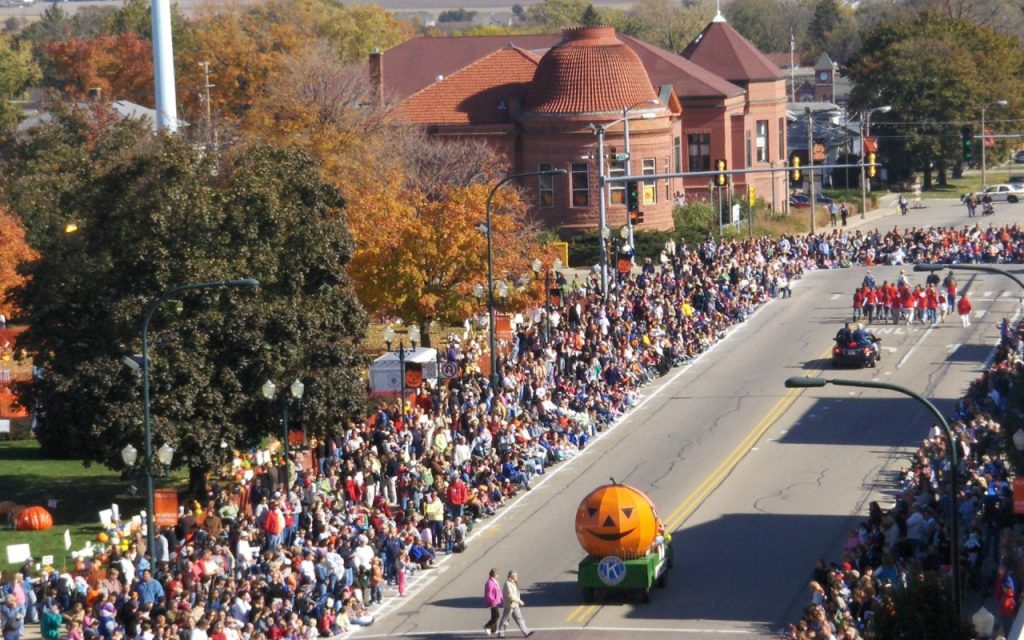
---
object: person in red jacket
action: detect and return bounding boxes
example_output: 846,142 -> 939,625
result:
958,293 -> 973,328
852,288 -> 864,322
446,476 -> 469,520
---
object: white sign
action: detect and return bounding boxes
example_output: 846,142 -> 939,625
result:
439,362 -> 458,379
63,529 -> 71,551
0,419 -> 9,434
41,555 -> 53,566
6,543 -> 31,564
47,499 -> 58,509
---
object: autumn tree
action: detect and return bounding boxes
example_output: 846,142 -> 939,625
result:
2,110 -> 366,494
726,0 -> 808,56
0,33 -> 40,131
846,11 -> 1024,186
0,206 -> 37,320
626,0 -> 713,54
43,32 -> 154,104
345,131 -> 550,328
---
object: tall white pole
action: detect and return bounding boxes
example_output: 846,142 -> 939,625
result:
623,107 -> 634,254
597,127 -> 609,300
981,105 -> 988,190
152,0 -> 178,132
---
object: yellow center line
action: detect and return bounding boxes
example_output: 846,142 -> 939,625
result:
662,351 -> 829,532
564,349 -> 828,625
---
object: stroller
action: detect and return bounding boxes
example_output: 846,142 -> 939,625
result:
983,201 -> 995,215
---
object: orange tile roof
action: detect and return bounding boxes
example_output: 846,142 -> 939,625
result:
394,46 -> 541,125
525,27 -> 657,114
681,19 -> 783,83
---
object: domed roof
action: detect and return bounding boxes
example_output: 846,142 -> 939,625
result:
525,27 -> 657,114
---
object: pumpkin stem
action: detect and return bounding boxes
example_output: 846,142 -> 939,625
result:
610,477 -> 617,485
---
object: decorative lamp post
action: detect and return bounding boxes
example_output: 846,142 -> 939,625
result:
531,258 -> 562,346
261,378 -> 305,498
122,444 -> 139,467
140,278 -> 258,558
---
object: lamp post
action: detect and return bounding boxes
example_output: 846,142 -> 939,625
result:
981,99 -> 1008,191
261,378 -> 304,498
484,169 -> 565,391
140,277 -> 258,557
531,258 -> 563,346
860,105 -> 891,218
383,323 -> 420,410
785,376 -> 961,621
806,107 -> 816,234
622,99 -> 660,252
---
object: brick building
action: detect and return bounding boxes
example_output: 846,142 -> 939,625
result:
371,16 -> 788,234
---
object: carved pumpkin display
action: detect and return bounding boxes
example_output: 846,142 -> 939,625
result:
574,480 -> 661,558
15,505 -> 54,531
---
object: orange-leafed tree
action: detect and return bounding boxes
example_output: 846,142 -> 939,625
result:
0,206 -> 38,320
345,132 -> 551,327
42,32 -> 154,105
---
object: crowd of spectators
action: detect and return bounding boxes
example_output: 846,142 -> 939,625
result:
5,220 -> 1024,640
785,313 -> 1024,640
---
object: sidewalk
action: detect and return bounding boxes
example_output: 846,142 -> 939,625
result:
842,192 -> 903,232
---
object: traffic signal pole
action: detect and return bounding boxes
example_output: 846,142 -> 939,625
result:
807,108 -> 815,235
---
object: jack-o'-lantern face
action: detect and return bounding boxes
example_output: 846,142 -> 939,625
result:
574,482 -> 659,557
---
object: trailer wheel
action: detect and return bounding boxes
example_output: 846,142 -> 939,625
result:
640,587 -> 651,603
582,587 -> 594,604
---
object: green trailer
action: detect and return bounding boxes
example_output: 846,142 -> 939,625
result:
578,538 -> 673,603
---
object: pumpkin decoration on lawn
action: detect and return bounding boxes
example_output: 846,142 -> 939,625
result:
15,505 -> 54,531
575,480 -> 661,558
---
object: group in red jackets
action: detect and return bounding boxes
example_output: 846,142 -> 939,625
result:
852,270 -> 964,327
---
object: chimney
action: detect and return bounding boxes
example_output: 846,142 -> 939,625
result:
369,49 -> 383,107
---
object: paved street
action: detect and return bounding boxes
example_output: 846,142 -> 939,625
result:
336,197 -> 1024,639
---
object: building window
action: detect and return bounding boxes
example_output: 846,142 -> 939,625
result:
779,117 -> 786,160
538,163 -> 555,207
608,158 -> 625,205
664,156 -> 671,200
571,162 -> 589,207
642,158 -> 656,204
756,120 -> 769,163
673,136 -> 682,173
687,133 -> 710,172
745,130 -> 752,168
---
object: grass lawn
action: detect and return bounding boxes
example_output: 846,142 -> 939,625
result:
0,439 -> 148,571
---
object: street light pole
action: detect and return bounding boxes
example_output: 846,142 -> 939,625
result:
860,105 -> 891,218
806,107 -> 816,235
261,379 -> 304,499
141,278 -> 258,557
622,99 -> 659,253
981,99 -> 1008,191
485,170 -> 565,391
785,376 -> 961,621
914,263 -> 1024,305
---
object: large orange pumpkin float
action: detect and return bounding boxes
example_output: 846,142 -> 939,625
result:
574,480 -> 661,558
15,505 -> 54,531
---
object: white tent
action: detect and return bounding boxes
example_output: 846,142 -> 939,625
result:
369,348 -> 438,393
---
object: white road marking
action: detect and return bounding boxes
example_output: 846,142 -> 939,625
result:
355,626 -> 759,638
897,324 -> 935,369
976,310 -> 987,319
830,293 -> 841,300
947,343 -> 961,354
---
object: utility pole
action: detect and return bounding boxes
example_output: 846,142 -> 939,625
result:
199,62 -> 217,152
807,107 -> 816,235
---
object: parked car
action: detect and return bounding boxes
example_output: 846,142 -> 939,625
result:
980,183 -> 1024,203
1013,150 -> 1024,164
788,192 -> 834,208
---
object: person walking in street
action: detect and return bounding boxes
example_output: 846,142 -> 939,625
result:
958,292 -> 973,328
497,570 -> 532,638
829,202 -> 838,227
483,568 -> 504,636
839,204 -> 848,227
1,594 -> 25,640
966,193 -> 977,217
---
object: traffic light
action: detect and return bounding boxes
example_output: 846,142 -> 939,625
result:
790,154 -> 801,184
962,126 -> 974,162
629,209 -> 645,224
715,159 -> 727,186
867,152 -> 877,178
625,180 -> 640,214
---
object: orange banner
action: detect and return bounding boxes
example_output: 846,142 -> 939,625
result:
153,489 -> 179,528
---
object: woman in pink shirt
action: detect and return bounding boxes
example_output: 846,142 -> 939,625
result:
482,568 -> 503,636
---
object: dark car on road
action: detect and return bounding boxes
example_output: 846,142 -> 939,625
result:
832,327 -> 881,368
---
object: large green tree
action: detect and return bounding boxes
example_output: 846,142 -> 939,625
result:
1,108 -> 367,493
0,33 -> 40,131
845,11 -> 1024,186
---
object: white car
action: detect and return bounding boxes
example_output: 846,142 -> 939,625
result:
981,183 -> 1024,203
